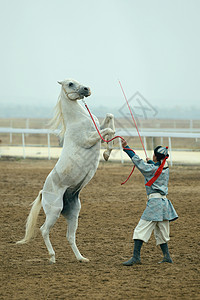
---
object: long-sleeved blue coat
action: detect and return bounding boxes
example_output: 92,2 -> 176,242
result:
124,146 -> 178,222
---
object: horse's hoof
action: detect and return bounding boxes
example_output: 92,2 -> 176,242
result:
103,151 -> 109,161
49,255 -> 56,264
79,257 -> 89,263
106,113 -> 114,119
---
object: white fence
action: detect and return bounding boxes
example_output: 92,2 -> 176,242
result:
0,127 -> 200,164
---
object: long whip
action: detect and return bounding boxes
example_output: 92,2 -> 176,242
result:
118,80 -> 147,158
83,80 -> 147,184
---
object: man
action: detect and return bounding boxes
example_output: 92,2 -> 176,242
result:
122,139 -> 178,266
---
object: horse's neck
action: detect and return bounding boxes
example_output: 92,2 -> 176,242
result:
60,91 -> 89,126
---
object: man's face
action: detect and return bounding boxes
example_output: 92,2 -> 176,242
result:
153,153 -> 157,162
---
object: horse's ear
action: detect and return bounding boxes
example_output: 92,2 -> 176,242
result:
57,81 -> 63,85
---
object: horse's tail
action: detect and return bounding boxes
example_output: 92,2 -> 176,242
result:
16,190 -> 42,244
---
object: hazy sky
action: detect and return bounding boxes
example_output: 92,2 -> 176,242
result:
0,0 -> 200,110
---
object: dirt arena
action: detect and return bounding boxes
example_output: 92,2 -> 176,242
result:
0,159 -> 199,299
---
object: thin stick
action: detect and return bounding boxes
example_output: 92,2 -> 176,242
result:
118,80 -> 147,158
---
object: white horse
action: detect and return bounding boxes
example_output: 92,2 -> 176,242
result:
17,79 -> 115,263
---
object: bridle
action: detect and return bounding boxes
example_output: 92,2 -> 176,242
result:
62,84 -> 82,101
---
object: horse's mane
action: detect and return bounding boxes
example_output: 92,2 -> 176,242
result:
48,96 -> 66,139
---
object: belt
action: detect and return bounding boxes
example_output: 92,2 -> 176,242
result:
147,193 -> 167,200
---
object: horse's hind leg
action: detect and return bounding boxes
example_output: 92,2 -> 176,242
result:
100,113 -> 115,161
63,197 -> 89,262
40,213 -> 59,264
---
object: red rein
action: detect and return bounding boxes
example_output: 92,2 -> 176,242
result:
84,102 -> 135,185
83,80 -> 147,185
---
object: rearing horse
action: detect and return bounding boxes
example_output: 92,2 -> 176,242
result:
17,79 -> 115,263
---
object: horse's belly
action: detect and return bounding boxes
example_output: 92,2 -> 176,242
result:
44,145 -> 100,192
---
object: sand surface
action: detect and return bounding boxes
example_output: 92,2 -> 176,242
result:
0,159 -> 199,299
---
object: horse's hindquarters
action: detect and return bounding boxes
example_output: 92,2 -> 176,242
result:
42,145 -> 100,217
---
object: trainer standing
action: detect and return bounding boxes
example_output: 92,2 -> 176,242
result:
122,139 -> 178,266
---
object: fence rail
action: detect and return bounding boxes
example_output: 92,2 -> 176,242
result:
0,127 -> 200,164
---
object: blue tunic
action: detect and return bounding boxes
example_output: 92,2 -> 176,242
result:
124,146 -> 178,222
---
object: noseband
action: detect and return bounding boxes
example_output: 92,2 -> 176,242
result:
62,85 -> 82,101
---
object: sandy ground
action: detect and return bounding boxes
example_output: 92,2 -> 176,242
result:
0,159 -> 199,300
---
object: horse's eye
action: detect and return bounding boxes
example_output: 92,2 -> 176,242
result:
69,82 -> 73,87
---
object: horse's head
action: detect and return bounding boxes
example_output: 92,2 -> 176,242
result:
58,79 -> 91,101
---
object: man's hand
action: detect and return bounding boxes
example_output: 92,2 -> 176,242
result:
146,157 -> 150,162
122,139 -> 128,148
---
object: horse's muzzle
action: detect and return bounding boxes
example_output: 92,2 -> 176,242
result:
79,86 -> 91,98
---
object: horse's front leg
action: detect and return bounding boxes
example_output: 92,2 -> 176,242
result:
83,127 -> 114,148
100,113 -> 115,161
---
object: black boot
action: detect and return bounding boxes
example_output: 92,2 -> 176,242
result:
159,243 -> 173,263
123,239 -> 143,266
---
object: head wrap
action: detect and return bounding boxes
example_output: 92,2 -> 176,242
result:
145,146 -> 169,187
154,146 -> 168,161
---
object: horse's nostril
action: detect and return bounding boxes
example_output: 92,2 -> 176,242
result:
84,87 -> 88,91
